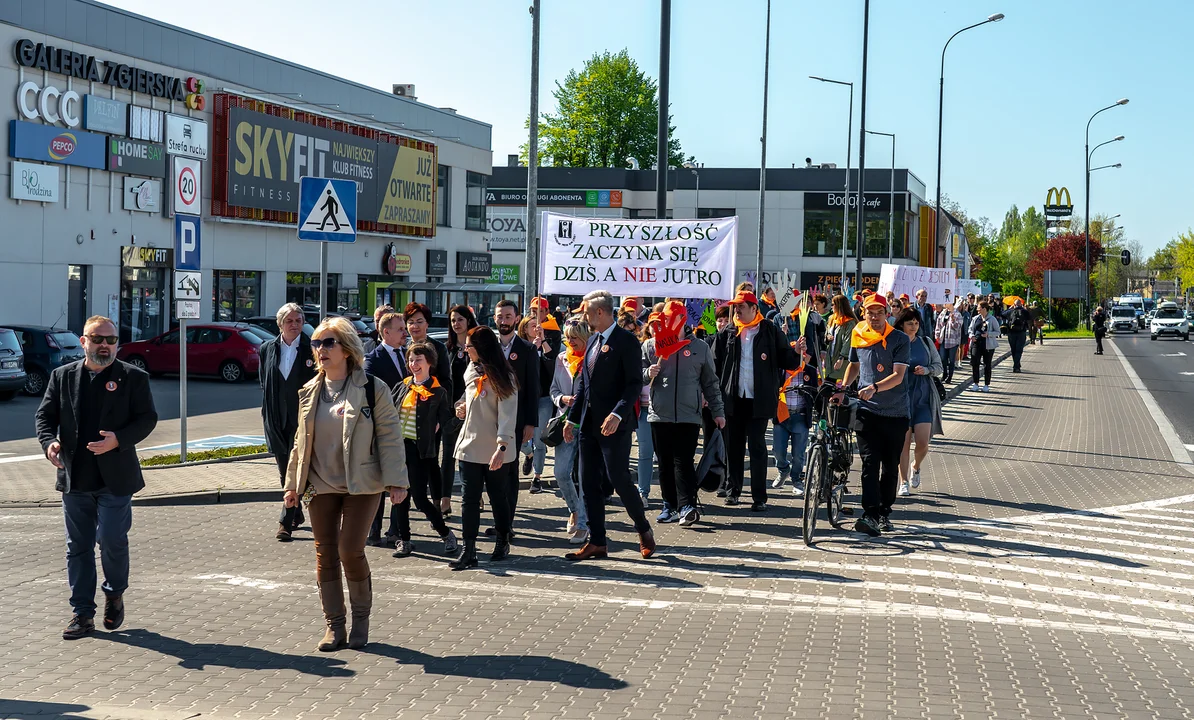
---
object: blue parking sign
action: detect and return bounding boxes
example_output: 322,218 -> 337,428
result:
174,213 -> 201,271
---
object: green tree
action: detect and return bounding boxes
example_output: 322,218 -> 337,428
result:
978,242 -> 1005,290
525,49 -> 689,168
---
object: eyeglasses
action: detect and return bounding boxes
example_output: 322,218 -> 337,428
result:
310,338 -> 341,350
86,334 -> 119,345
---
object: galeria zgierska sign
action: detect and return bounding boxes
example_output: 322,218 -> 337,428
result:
14,39 -> 192,101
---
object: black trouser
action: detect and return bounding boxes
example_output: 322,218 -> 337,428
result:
701,405 -> 719,451
725,396 -> 771,504
460,460 -> 512,547
272,427 -> 303,528
940,345 -> 958,384
855,409 -> 909,520
1095,329 -> 1105,353
503,424 -> 527,526
579,425 -> 651,547
651,422 -> 701,511
971,345 -> 994,386
1008,331 -> 1027,370
439,421 -> 462,498
394,439 -> 450,541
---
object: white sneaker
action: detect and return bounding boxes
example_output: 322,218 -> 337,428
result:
910,469 -> 921,489
969,383 -> 981,392
569,528 -> 590,545
897,482 -> 910,496
982,385 -> 991,393
771,471 -> 788,490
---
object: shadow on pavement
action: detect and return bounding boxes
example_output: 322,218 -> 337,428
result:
0,700 -> 93,720
95,628 -> 353,677
364,642 -> 628,689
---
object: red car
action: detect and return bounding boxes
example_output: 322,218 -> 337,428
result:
118,322 -> 265,383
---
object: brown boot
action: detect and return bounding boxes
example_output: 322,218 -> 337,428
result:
317,580 -> 347,652
346,576 -> 372,650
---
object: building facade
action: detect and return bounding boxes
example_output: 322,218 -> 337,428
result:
1,1 -> 497,340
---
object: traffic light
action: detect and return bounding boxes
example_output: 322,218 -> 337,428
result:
1121,249 -> 1131,266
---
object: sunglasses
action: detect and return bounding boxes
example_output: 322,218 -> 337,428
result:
310,338 -> 341,350
86,334 -> 119,345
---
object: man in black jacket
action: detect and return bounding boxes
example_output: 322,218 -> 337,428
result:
365,310 -> 410,547
260,303 -> 317,541
563,290 -> 655,561
493,300 -> 539,534
713,290 -> 800,511
1005,298 -> 1031,372
524,297 -> 561,492
35,315 -> 158,640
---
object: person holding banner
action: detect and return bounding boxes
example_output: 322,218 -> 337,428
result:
562,291 -> 655,561
713,291 -> 800,511
643,301 -> 726,527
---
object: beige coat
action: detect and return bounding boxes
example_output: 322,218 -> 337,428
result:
454,362 -> 518,465
284,368 -> 409,496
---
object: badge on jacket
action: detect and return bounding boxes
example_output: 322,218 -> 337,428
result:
876,363 -> 885,373
306,359 -> 314,367
683,349 -> 691,357
601,345 -> 610,353
510,352 -> 518,361
361,407 -> 372,419
760,352 -> 768,361
105,381 -> 117,392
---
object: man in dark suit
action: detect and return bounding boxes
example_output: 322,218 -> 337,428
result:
364,310 -> 408,547
563,290 -> 655,561
491,299 -> 539,535
259,303 -> 317,541
35,315 -> 158,640
913,288 -> 936,344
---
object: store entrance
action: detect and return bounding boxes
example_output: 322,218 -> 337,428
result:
120,247 -> 173,343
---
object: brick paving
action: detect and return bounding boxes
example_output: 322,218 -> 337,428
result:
4,340 -> 1194,719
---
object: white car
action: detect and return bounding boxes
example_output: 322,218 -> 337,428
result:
1109,306 -> 1137,333
1150,303 -> 1189,341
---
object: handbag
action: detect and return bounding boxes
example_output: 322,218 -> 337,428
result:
543,411 -> 568,447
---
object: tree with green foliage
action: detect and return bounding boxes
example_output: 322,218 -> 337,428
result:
978,242 -> 1005,290
525,49 -> 689,169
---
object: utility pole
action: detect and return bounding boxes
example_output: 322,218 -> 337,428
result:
656,0 -> 671,219
756,0 -> 771,286
854,0 -> 870,290
524,0 -> 541,302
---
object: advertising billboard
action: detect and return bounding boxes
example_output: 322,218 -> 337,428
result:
8,120 -> 105,169
109,137 -> 166,177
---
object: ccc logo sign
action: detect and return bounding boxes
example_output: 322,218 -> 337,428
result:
184,77 -> 206,111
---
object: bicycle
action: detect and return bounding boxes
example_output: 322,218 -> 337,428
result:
797,383 -> 858,546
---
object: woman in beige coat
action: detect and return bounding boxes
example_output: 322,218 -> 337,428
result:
283,317 -> 408,652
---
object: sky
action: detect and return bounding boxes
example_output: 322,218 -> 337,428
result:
103,0 -> 1190,256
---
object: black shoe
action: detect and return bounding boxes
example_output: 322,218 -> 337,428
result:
854,515 -> 882,537
725,495 -> 740,506
449,548 -> 478,571
490,538 -> 511,562
878,516 -> 894,532
276,524 -> 293,542
521,454 -> 534,476
530,478 -> 543,494
715,488 -> 728,498
750,502 -> 769,513
293,507 -> 305,529
484,527 -> 516,541
102,593 -> 124,631
63,614 -> 94,640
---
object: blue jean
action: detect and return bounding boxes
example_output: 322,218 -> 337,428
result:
521,397 -> 554,477
635,404 -> 656,498
772,412 -> 810,479
62,490 -> 133,618
551,436 -> 588,530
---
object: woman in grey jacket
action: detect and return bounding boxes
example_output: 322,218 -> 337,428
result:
549,318 -> 591,545
642,302 -> 726,527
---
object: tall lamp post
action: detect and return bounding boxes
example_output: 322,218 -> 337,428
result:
866,130 -> 895,263
1085,100 -> 1128,327
756,0 -> 772,286
934,13 -> 1003,266
810,75 -> 853,290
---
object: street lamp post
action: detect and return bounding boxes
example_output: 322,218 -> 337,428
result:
810,75 -> 853,291
756,0 -> 772,287
934,13 -> 1003,267
1085,101 -> 1128,328
866,130 -> 895,263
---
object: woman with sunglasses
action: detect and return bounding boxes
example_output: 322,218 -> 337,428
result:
283,317 -> 408,651
449,326 -> 519,570
440,305 -> 478,517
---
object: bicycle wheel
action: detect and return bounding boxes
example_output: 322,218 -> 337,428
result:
827,434 -> 851,529
802,444 -> 825,546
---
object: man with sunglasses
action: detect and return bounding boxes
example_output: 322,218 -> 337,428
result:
35,315 -> 158,640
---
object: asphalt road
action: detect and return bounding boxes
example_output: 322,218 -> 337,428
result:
1110,332 -> 1194,446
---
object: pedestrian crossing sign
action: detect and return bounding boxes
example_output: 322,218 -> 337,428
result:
297,177 -> 358,242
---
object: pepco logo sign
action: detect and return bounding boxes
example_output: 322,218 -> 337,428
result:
1044,186 -> 1073,217
48,132 -> 77,160
184,77 -> 205,111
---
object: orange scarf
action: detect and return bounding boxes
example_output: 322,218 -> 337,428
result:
851,321 -> 893,349
563,346 -> 584,378
540,315 -> 560,332
734,311 -> 765,335
829,313 -> 853,328
401,376 -> 442,409
473,373 -> 488,398
776,361 -> 808,423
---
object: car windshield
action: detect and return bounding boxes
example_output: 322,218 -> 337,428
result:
0,330 -> 20,354
238,330 -> 265,345
51,332 -> 81,349
1112,308 -> 1135,317
1157,308 -> 1184,319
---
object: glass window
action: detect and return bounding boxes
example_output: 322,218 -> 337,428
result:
212,270 -> 261,322
697,208 -> 735,219
159,330 -> 180,344
438,165 -> 451,227
802,209 -> 908,258
630,209 -> 674,219
239,330 -> 265,345
466,171 -> 487,231
51,332 -> 81,349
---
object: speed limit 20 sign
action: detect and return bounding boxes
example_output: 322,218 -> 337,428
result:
171,155 -> 202,216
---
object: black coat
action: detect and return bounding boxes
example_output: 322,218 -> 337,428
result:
35,360 -> 158,495
567,325 -> 642,434
505,334 -> 541,434
259,335 -> 317,457
392,378 -> 452,459
713,320 -> 801,419
447,340 -> 470,402
364,344 -> 407,390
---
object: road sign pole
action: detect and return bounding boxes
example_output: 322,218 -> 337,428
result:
319,241 -> 328,318
179,318 -> 187,462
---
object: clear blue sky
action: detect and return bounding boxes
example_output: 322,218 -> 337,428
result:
106,0 -> 1187,255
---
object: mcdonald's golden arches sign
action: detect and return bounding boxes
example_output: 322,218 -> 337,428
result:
1044,187 -> 1073,217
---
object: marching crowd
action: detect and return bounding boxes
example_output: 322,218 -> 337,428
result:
34,284 -> 1032,647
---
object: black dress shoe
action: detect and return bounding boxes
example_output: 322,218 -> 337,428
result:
715,489 -> 728,498
63,614 -> 94,640
490,538 -> 511,561
750,502 -> 769,513
725,495 -> 740,506
103,593 -> 124,631
449,548 -> 479,571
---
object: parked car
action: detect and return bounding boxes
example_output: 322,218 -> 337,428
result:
117,322 -> 262,383
0,325 -> 84,396
242,315 -> 315,338
0,328 -> 27,401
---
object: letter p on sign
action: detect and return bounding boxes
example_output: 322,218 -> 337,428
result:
174,213 -> 201,272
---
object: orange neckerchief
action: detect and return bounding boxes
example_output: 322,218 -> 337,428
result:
473,373 -> 488,398
734,311 -> 765,335
776,360 -> 808,423
851,321 -> 894,349
829,313 -> 853,328
563,346 -> 585,378
540,315 -> 561,332
401,376 -> 442,409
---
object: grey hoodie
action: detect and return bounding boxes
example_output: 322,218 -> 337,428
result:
642,334 -> 725,425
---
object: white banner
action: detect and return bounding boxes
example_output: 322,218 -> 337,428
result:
876,264 -> 957,305
956,279 -> 981,299
539,212 -> 738,298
